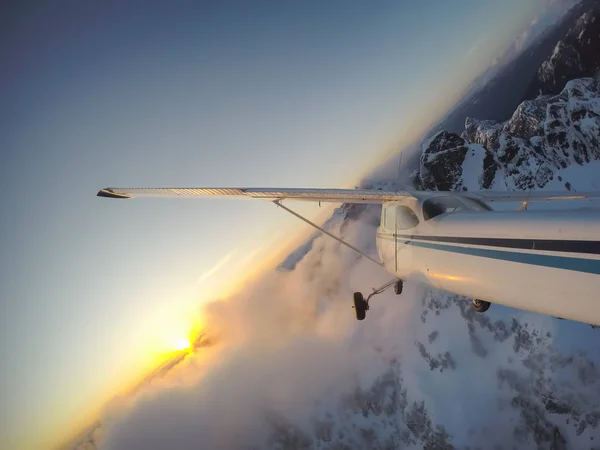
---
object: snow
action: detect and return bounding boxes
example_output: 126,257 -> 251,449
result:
460,144 -> 485,190
543,159 -> 600,191
579,115 -> 600,135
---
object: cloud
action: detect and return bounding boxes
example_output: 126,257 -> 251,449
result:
195,250 -> 237,286
466,43 -> 480,56
514,28 -> 532,54
235,244 -> 264,268
546,0 -> 578,9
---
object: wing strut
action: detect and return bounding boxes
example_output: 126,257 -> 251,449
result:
273,200 -> 383,267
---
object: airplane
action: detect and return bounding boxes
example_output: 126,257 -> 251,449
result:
97,187 -> 600,326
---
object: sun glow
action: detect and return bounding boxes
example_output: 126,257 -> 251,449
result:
172,337 -> 192,352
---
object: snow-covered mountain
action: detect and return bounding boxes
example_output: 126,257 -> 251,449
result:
417,77 -> 600,193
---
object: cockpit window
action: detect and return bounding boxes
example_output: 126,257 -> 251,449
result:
422,196 -> 464,220
422,195 -> 493,220
396,206 -> 419,230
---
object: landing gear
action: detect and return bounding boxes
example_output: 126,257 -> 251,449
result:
353,279 -> 403,320
472,298 -> 491,313
353,292 -> 368,320
394,280 -> 403,295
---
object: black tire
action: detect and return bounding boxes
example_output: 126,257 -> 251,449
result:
353,292 -> 367,320
472,299 -> 491,313
394,280 -> 403,295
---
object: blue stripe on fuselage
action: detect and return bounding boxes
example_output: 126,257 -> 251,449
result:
376,233 -> 600,275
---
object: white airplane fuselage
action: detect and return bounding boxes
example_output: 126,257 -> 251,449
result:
375,196 -> 600,326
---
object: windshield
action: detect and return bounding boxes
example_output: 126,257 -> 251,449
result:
422,196 -> 493,220
422,197 -> 464,220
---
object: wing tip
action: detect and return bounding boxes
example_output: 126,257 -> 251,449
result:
97,188 -> 133,199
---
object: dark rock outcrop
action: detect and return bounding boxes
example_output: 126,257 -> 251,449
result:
531,3 -> 600,96
416,132 -> 473,191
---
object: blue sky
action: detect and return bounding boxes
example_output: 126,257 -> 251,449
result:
0,1 -> 566,448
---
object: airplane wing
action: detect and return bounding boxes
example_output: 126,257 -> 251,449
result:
97,187 -> 416,203
97,187 -> 600,204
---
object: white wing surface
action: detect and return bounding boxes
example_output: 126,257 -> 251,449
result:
97,187 -> 415,203
97,187 -> 600,204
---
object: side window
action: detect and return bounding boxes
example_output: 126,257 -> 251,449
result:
396,206 -> 419,230
384,206 -> 395,230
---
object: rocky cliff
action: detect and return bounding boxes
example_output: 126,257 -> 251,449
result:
416,78 -> 600,192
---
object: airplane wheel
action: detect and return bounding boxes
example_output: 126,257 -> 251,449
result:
472,299 -> 491,313
394,280 -> 403,295
353,292 -> 367,321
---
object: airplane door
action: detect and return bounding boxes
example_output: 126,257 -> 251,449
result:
395,205 -> 419,277
394,210 -> 398,273
381,204 -> 397,272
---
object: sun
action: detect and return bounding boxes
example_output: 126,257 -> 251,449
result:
173,337 -> 192,352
